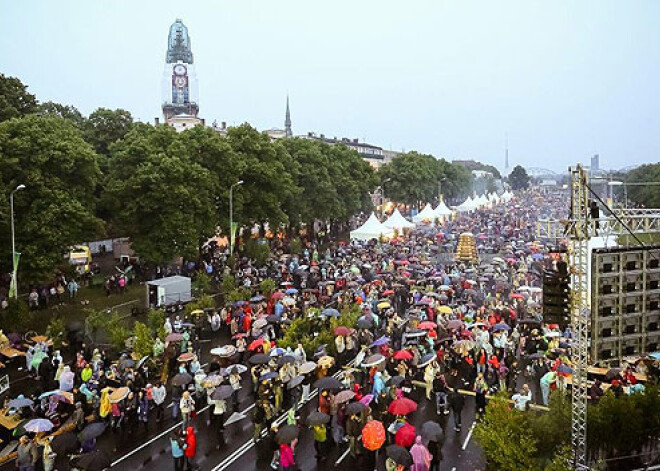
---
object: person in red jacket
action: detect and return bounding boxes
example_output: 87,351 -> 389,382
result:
184,426 -> 197,471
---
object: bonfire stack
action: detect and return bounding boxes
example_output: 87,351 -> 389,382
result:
455,232 -> 478,263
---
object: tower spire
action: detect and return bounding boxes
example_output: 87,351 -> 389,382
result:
285,95 -> 292,138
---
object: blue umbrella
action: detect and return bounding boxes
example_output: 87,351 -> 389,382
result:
493,323 -> 511,332
260,372 -> 278,381
285,288 -> 298,294
24,419 -> 54,433
322,308 -> 340,318
649,352 -> 660,360
557,365 -> 573,374
371,336 -> 390,347
531,253 -> 544,259
250,295 -> 265,302
232,301 -> 247,307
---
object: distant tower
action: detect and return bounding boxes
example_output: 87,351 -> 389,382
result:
591,154 -> 600,172
504,133 -> 510,174
161,19 -> 199,122
285,95 -> 292,137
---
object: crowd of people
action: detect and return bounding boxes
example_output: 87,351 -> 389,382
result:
1,188 -> 652,471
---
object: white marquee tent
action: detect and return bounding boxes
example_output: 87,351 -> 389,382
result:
456,196 -> 476,212
434,200 -> 453,218
412,203 -> 437,223
383,208 -> 415,231
350,213 -> 394,240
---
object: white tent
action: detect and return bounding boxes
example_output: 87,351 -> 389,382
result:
434,200 -> 453,218
350,213 -> 394,240
383,208 -> 415,231
413,203 -> 437,223
476,194 -> 489,208
456,196 -> 475,212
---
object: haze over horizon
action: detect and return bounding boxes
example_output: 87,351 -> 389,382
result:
1,0 -> 659,173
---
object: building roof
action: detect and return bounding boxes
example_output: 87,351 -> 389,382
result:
147,275 -> 191,287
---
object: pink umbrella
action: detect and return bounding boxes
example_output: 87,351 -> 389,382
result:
360,394 -> 374,406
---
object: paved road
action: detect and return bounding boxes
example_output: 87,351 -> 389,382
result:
0,328 -> 486,471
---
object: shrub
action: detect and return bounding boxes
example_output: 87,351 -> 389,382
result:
260,278 -> 276,298
0,300 -> 30,332
290,237 -> 302,255
133,321 -> 154,358
221,274 -> 236,295
245,239 -> 270,266
192,272 -> 212,295
147,309 -> 165,336
184,294 -> 216,315
45,315 -> 67,349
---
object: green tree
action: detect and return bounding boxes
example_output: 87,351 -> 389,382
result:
0,74 -> 38,123
226,124 -> 300,229
178,125 -> 245,230
0,115 -> 102,280
625,163 -> 660,208
84,107 -> 134,156
475,394 -> 539,471
36,101 -> 86,129
106,151 -> 216,263
508,165 -> 531,190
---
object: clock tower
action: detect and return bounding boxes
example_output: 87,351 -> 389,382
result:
162,19 -> 199,122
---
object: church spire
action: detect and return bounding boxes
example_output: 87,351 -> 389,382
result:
285,95 -> 292,137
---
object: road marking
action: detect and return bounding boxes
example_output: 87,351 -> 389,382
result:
110,404 -> 210,467
461,421 -> 476,450
335,446 -> 351,465
211,359 -> 355,471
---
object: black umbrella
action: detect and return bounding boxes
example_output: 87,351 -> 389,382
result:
287,375 -> 304,389
421,421 -> 444,442
306,411 -> 330,426
527,353 -> 545,360
276,424 -> 299,444
79,422 -> 105,441
605,368 -> 622,381
249,354 -> 270,365
345,402 -> 367,416
171,372 -> 192,386
51,432 -> 78,454
119,358 -> 135,369
518,319 -> 541,325
386,445 -> 413,466
356,318 -> 373,330
387,376 -> 405,387
212,385 -> 234,401
74,450 -> 111,471
267,315 -> 280,324
313,377 -> 343,390
277,355 -> 296,366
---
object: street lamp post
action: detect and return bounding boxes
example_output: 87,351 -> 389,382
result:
228,180 -> 244,256
10,184 -> 26,299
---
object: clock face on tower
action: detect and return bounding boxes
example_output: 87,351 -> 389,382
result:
173,64 -> 187,76
175,76 -> 187,88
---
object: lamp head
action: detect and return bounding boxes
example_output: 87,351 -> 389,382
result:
15,184 -> 26,191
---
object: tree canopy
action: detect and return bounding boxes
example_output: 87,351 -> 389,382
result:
0,73 -> 38,123
379,152 -> 472,205
0,115 -> 102,280
508,165 -> 531,190
624,163 -> 660,208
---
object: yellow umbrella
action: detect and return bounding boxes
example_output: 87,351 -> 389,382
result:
317,356 -> 335,367
377,302 -> 391,310
436,306 -> 452,314
191,309 -> 204,316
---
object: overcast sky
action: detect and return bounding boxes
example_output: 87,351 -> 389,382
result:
1,1 -> 659,172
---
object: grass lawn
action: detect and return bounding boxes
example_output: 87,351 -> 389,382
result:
617,232 -> 660,246
23,282 -> 146,334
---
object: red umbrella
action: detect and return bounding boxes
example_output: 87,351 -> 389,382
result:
248,339 -> 264,351
395,423 -> 417,447
382,289 -> 395,296
388,398 -> 417,416
271,292 -> 284,300
393,350 -> 413,361
418,321 -> 436,331
510,293 -> 524,300
334,326 -> 353,336
362,420 -> 386,451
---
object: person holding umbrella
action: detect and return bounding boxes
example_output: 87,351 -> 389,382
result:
279,441 -> 296,471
